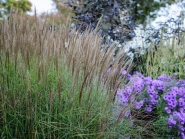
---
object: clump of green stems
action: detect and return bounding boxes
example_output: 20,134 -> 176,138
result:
137,29 -> 185,79
0,14 -> 134,138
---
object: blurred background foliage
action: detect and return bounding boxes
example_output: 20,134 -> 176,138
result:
0,0 -> 179,24
52,0 -> 177,24
131,0 -> 175,24
52,0 -> 73,20
0,0 -> 32,18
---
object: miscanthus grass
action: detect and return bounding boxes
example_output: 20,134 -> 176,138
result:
0,15 -> 133,138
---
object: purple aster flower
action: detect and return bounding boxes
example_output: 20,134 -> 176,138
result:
170,100 -> 178,108
121,69 -> 127,75
152,79 -> 164,91
135,100 -> 144,109
179,98 -> 185,107
158,74 -> 170,81
173,111 -> 178,117
117,86 -> 134,107
127,74 -> 132,79
180,132 -> 185,139
163,94 -> 168,101
176,111 -> 185,125
168,116 -> 176,126
150,98 -> 158,105
178,108 -> 185,113
130,95 -> 135,102
150,91 -> 158,99
165,107 -> 171,114
143,98 -> 148,102
170,87 -> 179,96
118,95 -> 129,106
178,125 -> 185,131
178,87 -> 185,97
144,76 -> 153,85
124,86 -> 133,96
176,79 -> 185,86
164,92 -> 177,104
145,107 -> 152,113
132,77 -> 144,94
147,85 -> 156,95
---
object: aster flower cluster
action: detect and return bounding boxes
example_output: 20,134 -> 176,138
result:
117,71 -> 165,115
116,71 -> 185,138
163,82 -> 185,138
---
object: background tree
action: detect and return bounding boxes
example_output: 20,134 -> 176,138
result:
51,0 -> 178,49
52,0 -> 176,24
0,0 -> 32,18
132,0 -> 175,24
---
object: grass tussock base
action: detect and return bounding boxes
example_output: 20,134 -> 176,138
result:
0,15 -> 133,139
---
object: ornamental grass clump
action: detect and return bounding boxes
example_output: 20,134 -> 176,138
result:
0,14 -> 133,138
136,30 -> 185,79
